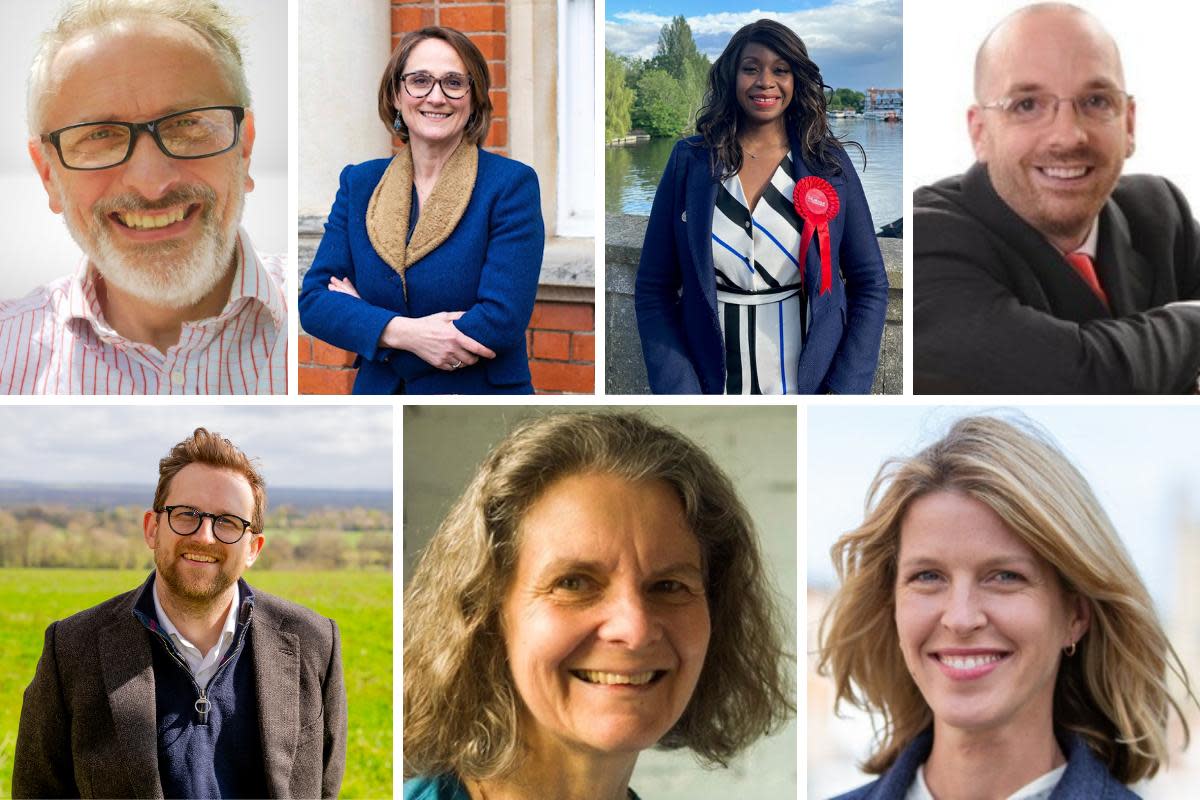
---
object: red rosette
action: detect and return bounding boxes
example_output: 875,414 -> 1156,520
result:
793,176 -> 841,295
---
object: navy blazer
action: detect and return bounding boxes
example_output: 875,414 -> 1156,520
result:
831,729 -> 1140,800
634,135 -> 888,394
299,150 -> 544,394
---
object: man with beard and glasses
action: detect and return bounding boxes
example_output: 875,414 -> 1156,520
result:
914,3 -> 1200,394
0,0 -> 286,394
13,428 -> 346,798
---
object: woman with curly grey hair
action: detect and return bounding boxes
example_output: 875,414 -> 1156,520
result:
403,412 -> 793,800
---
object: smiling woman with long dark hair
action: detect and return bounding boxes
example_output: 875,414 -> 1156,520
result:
635,19 -> 888,395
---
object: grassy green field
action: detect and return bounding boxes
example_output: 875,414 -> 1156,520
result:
0,568 -> 392,798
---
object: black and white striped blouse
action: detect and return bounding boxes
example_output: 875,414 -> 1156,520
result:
711,154 -> 810,394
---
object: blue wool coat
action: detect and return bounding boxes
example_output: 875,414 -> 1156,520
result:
299,150 -> 545,394
831,729 -> 1140,800
635,134 -> 888,394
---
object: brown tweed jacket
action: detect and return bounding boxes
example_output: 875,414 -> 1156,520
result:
12,577 -> 347,798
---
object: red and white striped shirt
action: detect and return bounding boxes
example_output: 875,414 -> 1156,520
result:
0,229 -> 287,394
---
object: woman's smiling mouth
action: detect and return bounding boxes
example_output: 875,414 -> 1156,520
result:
931,650 -> 1012,680
570,669 -> 666,687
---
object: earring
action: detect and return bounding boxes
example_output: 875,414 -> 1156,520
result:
1064,641 -> 1077,657
393,111 -> 404,134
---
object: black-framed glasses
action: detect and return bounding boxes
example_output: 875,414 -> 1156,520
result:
40,105 -> 246,171
400,71 -> 471,100
155,505 -> 254,544
979,91 -> 1131,127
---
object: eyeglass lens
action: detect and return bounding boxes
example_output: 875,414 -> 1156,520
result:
404,72 -> 470,99
57,107 -> 240,169
167,506 -> 248,544
1005,91 -> 1125,125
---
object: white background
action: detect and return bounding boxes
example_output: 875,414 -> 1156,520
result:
905,0 -> 1200,204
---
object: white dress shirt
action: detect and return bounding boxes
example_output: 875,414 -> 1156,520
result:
0,228 -> 287,394
152,580 -> 240,690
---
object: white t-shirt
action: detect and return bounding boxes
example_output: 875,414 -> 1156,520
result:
906,762 -> 1067,800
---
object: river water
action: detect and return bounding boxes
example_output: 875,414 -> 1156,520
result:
605,117 -> 902,232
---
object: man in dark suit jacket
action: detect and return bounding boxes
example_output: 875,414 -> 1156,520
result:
12,428 -> 347,798
915,3 -> 1200,393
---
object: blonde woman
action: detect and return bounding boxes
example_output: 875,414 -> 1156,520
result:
820,415 -> 1194,799
403,412 -> 793,800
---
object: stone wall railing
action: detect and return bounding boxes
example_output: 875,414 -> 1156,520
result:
605,213 -> 903,394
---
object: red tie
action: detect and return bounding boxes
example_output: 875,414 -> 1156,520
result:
1065,252 -> 1109,308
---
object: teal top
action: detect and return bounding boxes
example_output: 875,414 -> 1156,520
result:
404,774 -> 470,800
404,775 -> 643,800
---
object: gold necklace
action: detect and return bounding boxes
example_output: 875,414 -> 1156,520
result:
743,140 -> 789,160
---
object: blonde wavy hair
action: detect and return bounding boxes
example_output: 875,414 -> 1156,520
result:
404,411 -> 794,780
819,414 -> 1194,782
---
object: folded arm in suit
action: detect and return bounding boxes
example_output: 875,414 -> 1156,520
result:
298,166 -> 442,382
916,209 -> 1200,393
635,143 -> 704,394
821,152 -> 890,393
450,165 -> 545,354
13,622 -> 80,798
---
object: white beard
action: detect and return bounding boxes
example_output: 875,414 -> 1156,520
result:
56,173 -> 245,310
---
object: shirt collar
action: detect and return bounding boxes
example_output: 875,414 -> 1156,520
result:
63,227 -> 283,332
1063,217 -> 1100,259
152,576 -> 240,656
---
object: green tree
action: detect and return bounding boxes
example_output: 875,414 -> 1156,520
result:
829,88 -> 866,113
652,15 -> 702,78
648,16 -> 710,129
605,49 -> 635,141
632,69 -> 691,137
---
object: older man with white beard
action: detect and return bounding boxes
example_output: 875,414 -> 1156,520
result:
0,0 -> 286,394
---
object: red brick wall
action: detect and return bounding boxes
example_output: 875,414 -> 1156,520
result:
298,1 -> 596,395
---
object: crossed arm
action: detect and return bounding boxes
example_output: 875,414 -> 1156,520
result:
915,211 -> 1200,393
299,163 -> 543,381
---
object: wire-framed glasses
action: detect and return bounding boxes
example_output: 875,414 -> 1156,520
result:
156,504 -> 254,544
978,90 -> 1131,127
400,71 -> 471,100
40,105 -> 246,171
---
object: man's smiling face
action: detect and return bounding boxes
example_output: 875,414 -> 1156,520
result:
968,7 -> 1134,251
144,462 -> 262,609
30,17 -> 255,308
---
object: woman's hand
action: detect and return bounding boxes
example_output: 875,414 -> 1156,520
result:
328,276 -> 361,298
380,312 -> 497,371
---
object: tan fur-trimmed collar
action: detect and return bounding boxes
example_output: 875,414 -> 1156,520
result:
365,138 -> 478,295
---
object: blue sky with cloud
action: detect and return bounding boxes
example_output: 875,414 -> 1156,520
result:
0,406 -> 393,490
605,0 -> 902,92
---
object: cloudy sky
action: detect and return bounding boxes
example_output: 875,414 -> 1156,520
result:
0,405 -> 392,489
605,0 -> 902,92
807,405 -> 1200,620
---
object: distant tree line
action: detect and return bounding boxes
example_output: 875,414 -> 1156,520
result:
605,16 -> 868,140
829,88 -> 866,113
0,505 -> 393,571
